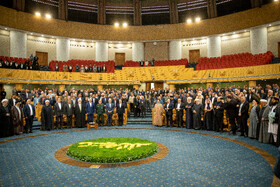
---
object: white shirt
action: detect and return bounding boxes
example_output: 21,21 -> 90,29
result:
177,103 -> 181,109
28,104 -> 33,116
90,103 -> 92,107
13,99 -> 16,106
58,103 -> 62,110
68,104 -> 71,109
119,104 -> 122,108
79,103 -> 82,111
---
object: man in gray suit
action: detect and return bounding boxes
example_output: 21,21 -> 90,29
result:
106,98 -> 115,126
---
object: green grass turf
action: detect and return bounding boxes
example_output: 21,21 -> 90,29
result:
66,137 -> 159,163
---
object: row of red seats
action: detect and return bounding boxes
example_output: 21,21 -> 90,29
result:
49,59 -> 115,73
124,59 -> 189,67
196,51 -> 273,70
0,56 -> 30,64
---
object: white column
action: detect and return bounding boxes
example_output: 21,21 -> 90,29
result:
95,41 -> 108,61
250,27 -> 267,54
56,38 -> 70,61
132,42 -> 144,61
10,31 -> 27,58
207,36 -> 221,57
169,40 -> 182,60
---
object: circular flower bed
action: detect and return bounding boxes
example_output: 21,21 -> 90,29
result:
66,137 -> 159,163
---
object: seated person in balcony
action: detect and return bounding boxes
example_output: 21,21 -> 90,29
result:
145,60 -> 149,67
93,64 -> 97,72
85,65 -> 89,72
140,60 -> 144,67
97,65 -> 101,72
29,54 -> 34,62
102,64 -> 107,72
5,60 -> 10,68
80,65 -> 85,73
75,64 -> 80,72
0,59 -> 5,68
117,99 -> 125,126
89,64 -> 93,72
55,63 -> 59,71
68,65 -> 73,72
20,62 -> 25,69
10,61 -> 15,69
14,62 -> 19,69
63,63 -> 67,72
24,60 -> 30,70
150,58 -> 155,66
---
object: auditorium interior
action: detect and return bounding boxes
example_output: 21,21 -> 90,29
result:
0,0 -> 280,186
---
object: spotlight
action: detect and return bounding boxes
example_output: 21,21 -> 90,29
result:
123,22 -> 128,27
268,24 -> 271,27
187,19 -> 192,24
4,28 -> 7,30
35,12 -> 41,17
45,14 -> 52,19
41,35 -> 44,37
30,33 -> 33,35
274,0 -> 278,2
114,23 -> 119,27
195,17 -> 201,22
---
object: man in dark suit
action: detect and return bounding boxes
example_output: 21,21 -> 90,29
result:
75,64 -> 79,72
106,98 -> 115,126
224,96 -> 238,135
8,94 -> 17,108
237,96 -> 249,136
134,96 -> 140,118
139,96 -> 146,118
97,66 -> 101,72
116,99 -> 125,126
85,98 -> 95,125
140,61 -> 144,67
54,97 -> 64,129
23,99 -> 35,133
165,99 -> 174,127
89,65 -> 93,72
102,65 -> 107,72
64,99 -> 74,128
175,98 -> 184,128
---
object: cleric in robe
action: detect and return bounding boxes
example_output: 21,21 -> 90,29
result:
75,98 -> 86,128
193,98 -> 204,130
0,99 -> 13,137
41,100 -> 54,131
11,99 -> 24,135
185,97 -> 194,129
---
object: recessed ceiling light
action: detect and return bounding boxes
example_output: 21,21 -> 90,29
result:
30,33 -> 33,35
114,23 -> 119,27
187,19 -> 192,24
195,17 -> 201,22
268,24 -> 272,27
82,40 -> 85,41
41,35 -> 44,37
244,30 -> 247,32
4,28 -> 7,30
35,12 -> 41,17
233,32 -> 236,34
123,22 -> 128,27
45,14 -> 52,19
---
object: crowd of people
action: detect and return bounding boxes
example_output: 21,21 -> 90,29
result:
54,63 -> 107,72
0,54 -> 40,70
0,84 -> 280,148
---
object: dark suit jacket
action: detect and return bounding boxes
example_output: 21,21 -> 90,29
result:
106,103 -> 115,114
63,103 -> 74,116
54,103 -> 64,116
23,104 -> 35,118
175,103 -> 185,114
165,103 -> 174,115
238,101 -> 249,118
116,103 -> 125,114
85,102 -> 95,115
